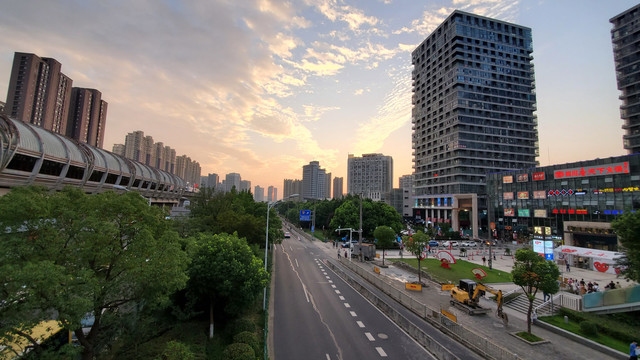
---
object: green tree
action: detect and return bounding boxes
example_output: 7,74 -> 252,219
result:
373,226 -> 396,266
405,231 -> 430,284
186,233 -> 268,339
0,186 -> 189,360
328,196 -> 402,239
611,212 -> 640,282
511,249 -> 560,334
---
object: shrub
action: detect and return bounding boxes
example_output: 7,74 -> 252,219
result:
233,331 -> 260,356
579,321 -> 598,336
159,341 -> 195,360
228,318 -> 256,336
223,343 -> 255,360
504,248 -> 511,255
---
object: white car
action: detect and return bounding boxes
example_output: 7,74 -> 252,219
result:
461,241 -> 477,247
443,241 -> 459,247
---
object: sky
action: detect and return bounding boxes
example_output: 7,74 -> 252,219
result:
0,0 -> 637,197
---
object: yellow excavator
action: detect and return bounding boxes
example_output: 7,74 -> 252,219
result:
442,279 -> 509,326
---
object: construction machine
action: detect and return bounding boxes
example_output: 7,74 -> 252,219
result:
441,279 -> 509,326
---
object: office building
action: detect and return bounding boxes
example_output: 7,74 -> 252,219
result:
254,185 -> 265,202
302,161 -> 326,200
333,177 -> 343,199
283,179 -> 303,202
347,153 -> 393,201
411,10 -> 538,237
611,4 -> 640,154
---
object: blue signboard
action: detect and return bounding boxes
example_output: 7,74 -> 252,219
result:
300,209 -> 311,221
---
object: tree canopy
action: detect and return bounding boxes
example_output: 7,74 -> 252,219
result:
404,231 -> 429,284
328,197 -> 402,239
373,226 -> 396,266
186,233 -> 268,338
0,186 -> 189,360
511,249 -> 560,334
611,212 -> 640,283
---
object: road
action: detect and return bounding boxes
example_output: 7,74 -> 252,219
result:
271,232 -> 436,360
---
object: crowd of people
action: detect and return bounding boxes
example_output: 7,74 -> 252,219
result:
565,278 -> 622,295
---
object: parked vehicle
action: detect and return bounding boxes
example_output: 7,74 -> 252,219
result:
461,241 -> 476,247
428,240 -> 440,247
442,241 -> 459,247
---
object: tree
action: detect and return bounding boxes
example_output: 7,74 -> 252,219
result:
611,212 -> 640,283
0,186 -> 189,360
511,249 -> 560,334
373,226 -> 395,266
404,231 -> 429,284
186,233 -> 268,339
328,196 -> 402,239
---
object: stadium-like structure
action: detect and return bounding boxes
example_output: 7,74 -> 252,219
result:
0,113 -> 186,203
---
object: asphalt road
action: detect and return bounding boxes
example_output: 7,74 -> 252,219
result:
272,233 -> 436,360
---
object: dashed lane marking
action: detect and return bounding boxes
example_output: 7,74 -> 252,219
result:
375,347 -> 387,357
365,332 -> 375,341
356,321 -> 365,328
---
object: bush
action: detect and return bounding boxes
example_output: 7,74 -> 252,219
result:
158,341 -> 195,360
233,331 -> 260,356
580,321 -> 598,336
228,318 -> 256,336
223,343 -> 255,360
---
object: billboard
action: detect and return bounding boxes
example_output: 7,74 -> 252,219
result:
504,208 -> 515,216
534,209 -> 548,218
517,191 -> 529,200
533,190 -> 546,199
503,192 -> 514,200
517,174 -> 528,182
518,209 -> 530,217
503,175 -> 513,184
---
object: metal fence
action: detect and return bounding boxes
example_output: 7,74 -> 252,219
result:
332,258 -> 520,360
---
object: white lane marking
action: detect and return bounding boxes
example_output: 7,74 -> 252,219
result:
323,272 -> 327,275
356,321 -> 365,328
339,296 -> 345,300
328,280 -> 333,283
331,285 -> 336,288
325,354 -> 331,360
326,276 -> 331,279
344,303 -> 351,308
290,246 -> 293,251
365,332 -> 375,341
350,311 -> 357,317
375,347 -> 387,357
295,259 -> 299,267
335,290 -> 341,294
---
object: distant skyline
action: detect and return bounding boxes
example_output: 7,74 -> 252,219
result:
0,1 -> 635,195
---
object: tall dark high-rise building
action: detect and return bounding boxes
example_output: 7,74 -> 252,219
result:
5,52 -> 73,133
611,4 -> 640,154
66,88 -> 108,148
411,10 -> 538,236
302,161 -> 326,200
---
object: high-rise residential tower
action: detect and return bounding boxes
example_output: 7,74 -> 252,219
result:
347,153 -> 393,201
411,10 -> 538,236
225,173 -> 241,192
66,88 -> 108,148
333,177 -> 343,199
611,4 -> 640,154
283,179 -> 303,202
302,161 -> 326,200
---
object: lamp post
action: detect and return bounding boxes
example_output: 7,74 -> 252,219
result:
263,193 -> 298,310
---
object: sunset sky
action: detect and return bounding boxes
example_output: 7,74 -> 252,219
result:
0,0 -> 636,196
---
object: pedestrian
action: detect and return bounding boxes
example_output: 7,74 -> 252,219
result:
543,291 -> 550,302
344,250 -> 347,258
566,262 -> 570,272
630,340 -> 638,360
482,256 -> 486,266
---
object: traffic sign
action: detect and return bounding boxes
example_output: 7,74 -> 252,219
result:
300,209 -> 311,221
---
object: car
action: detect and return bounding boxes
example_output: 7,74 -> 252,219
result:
284,232 -> 291,238
428,240 -> 440,247
461,241 -> 476,247
442,241 -> 459,247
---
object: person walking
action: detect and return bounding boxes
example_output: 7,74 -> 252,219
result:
566,261 -> 570,272
629,340 -> 638,360
482,256 -> 486,266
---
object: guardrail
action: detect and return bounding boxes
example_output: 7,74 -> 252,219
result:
331,258 -> 519,360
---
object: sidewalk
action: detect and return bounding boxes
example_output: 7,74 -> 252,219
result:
317,240 -> 628,360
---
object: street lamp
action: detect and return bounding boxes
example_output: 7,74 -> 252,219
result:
263,193 -> 298,310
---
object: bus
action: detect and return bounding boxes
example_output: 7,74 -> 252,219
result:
0,320 -> 67,360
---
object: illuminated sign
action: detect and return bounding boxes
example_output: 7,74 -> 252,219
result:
554,162 -> 629,179
517,191 -> 529,199
534,209 -> 547,218
517,174 -> 528,182
548,189 -> 574,197
533,191 -> 546,199
518,209 -> 530,217
533,240 -> 544,253
503,175 -> 513,184
533,172 -> 545,181
504,208 -> 515,216
503,192 -> 514,200
594,187 -> 640,193
551,209 -> 588,214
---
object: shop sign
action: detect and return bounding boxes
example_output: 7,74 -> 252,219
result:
533,191 -> 546,199
551,209 -> 588,214
517,174 -> 528,182
554,162 -> 629,179
517,191 -> 529,199
504,208 -> 515,216
503,175 -> 513,184
503,192 -> 514,200
533,172 -> 545,181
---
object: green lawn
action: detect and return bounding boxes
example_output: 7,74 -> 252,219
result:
539,316 -> 629,353
390,258 -> 512,284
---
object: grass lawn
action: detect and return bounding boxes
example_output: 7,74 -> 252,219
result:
539,315 -> 629,353
390,258 -> 512,284
302,228 -> 327,241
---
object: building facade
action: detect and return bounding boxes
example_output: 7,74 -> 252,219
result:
611,4 -> 640,154
254,185 -> 265,202
66,88 -> 107,148
411,10 -> 538,237
267,185 -> 277,202
347,153 -> 393,201
225,173 -> 241,192
240,180 -> 251,192
486,154 -> 640,252
283,179 -> 303,202
325,172 -> 332,200
333,177 -> 343,199
399,174 -> 414,218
